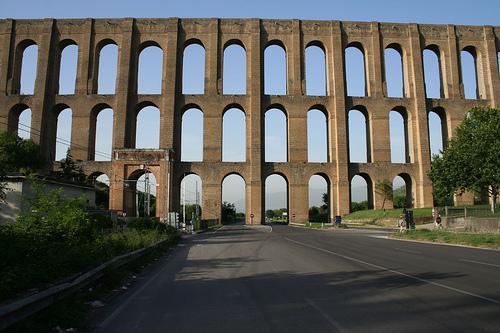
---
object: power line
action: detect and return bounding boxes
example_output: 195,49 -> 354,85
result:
0,119 -> 112,159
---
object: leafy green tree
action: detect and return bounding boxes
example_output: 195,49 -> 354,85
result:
265,209 -> 275,219
0,131 -> 44,204
58,148 -> 85,182
221,201 -> 236,224
375,179 -> 393,210
428,107 -> 500,212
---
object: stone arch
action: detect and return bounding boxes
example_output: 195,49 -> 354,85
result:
124,168 -> 159,218
384,43 -> 406,97
222,106 -> 246,162
87,171 -> 110,210
13,39 -> 38,95
264,40 -> 287,95
423,44 -> 443,98
181,106 -> 204,162
350,173 -> 374,211
223,40 -> 246,95
57,39 -> 78,95
265,105 -> 288,162
428,107 -> 449,157
392,173 -> 414,208
182,40 -> 205,94
389,106 -> 412,163
7,103 -> 31,136
347,105 -> 371,163
95,39 -> 118,94
137,42 -> 163,94
90,103 -> 114,161
345,41 -> 366,96
265,172 -> 289,224
305,41 -> 327,96
307,106 -> 329,163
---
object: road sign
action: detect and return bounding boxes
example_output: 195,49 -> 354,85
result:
250,213 -> 254,218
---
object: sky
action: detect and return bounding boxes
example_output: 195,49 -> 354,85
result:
5,0 -> 500,213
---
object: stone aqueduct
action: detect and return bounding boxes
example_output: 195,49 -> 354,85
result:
1,18 -> 499,224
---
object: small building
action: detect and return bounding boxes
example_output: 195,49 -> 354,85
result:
0,175 -> 96,223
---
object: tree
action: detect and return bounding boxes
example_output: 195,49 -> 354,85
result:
265,209 -> 275,219
58,148 -> 85,182
321,192 -> 328,210
221,201 -> 236,224
375,179 -> 393,210
428,107 -> 500,213
0,131 -> 44,204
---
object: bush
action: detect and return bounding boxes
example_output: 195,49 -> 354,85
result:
351,201 -> 369,212
0,181 -> 179,302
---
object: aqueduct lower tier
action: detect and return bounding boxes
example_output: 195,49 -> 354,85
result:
1,18 -> 499,224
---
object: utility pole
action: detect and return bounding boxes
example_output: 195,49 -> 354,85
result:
182,174 -> 186,228
195,180 -> 199,220
144,166 -> 150,218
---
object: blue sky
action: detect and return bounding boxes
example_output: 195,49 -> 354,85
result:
6,0 -> 499,213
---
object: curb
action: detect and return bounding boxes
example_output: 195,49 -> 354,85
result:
382,235 -> 500,251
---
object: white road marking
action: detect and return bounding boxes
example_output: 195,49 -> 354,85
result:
460,258 -> 500,268
285,237 -> 500,306
395,247 -> 422,255
305,298 -> 346,333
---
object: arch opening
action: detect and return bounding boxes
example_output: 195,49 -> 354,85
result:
135,106 -> 160,149
182,43 -> 205,94
20,44 -> 38,95
55,107 -> 72,161
350,174 -> 373,212
428,108 -> 448,158
264,43 -> 287,95
460,47 -> 479,99
88,172 -> 110,210
124,170 -> 158,218
305,44 -> 326,96
423,47 -> 442,98
345,44 -> 366,97
222,107 -> 246,162
180,174 -> 202,225
58,44 -> 78,95
384,46 -> 404,97
221,174 -> 246,224
94,107 -> 114,161
16,106 -> 32,140
181,107 -> 204,162
389,108 -> 410,163
308,174 -> 329,223
97,43 -> 118,95
265,108 -> 287,162
265,174 -> 289,224
393,174 -> 413,209
223,43 -> 246,95
348,107 -> 371,163
138,45 -> 163,94
307,109 -> 328,163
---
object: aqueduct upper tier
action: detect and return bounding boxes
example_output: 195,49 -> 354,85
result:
1,18 -> 499,224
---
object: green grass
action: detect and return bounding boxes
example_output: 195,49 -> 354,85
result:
343,207 -> 433,221
391,229 -> 500,249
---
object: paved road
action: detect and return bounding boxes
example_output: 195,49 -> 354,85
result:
93,225 -> 500,332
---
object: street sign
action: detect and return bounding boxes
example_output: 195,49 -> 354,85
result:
250,213 -> 254,218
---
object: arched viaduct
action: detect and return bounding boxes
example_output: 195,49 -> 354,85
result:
1,18 -> 499,224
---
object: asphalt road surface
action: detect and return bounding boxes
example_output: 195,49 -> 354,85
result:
92,225 -> 500,333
